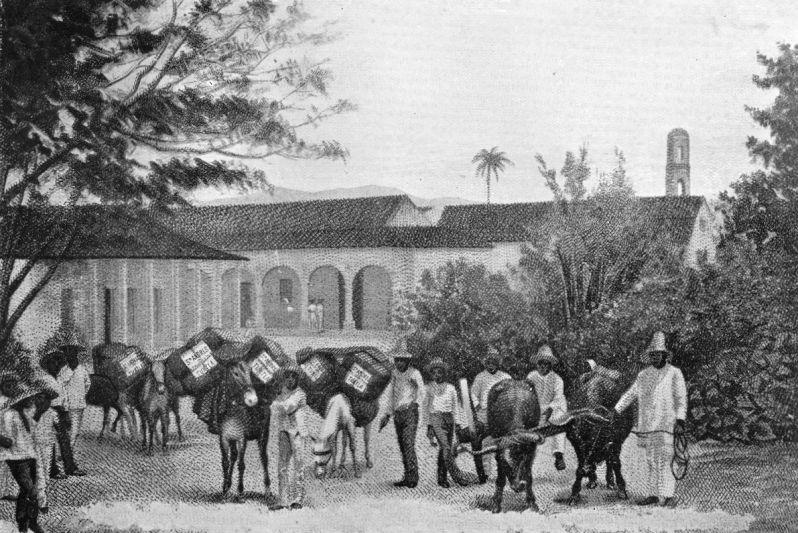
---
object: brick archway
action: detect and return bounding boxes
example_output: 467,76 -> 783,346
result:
308,266 -> 345,330
262,266 -> 301,329
352,265 -> 392,330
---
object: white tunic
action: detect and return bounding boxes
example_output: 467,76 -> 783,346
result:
58,364 -> 91,410
615,364 -> 687,433
470,370 -> 510,411
271,388 -> 308,437
527,370 -> 567,414
381,367 -> 426,414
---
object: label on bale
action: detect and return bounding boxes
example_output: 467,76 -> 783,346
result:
120,349 -> 146,378
301,358 -> 325,383
344,362 -> 372,393
181,341 -> 218,379
251,351 -> 280,384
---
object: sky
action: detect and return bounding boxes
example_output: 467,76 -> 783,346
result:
228,0 -> 798,203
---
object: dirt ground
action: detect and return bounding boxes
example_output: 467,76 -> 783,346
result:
0,334 -> 794,532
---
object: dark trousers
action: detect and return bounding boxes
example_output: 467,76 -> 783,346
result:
429,412 -> 455,484
393,404 -> 419,484
52,407 -> 79,475
6,459 -> 41,533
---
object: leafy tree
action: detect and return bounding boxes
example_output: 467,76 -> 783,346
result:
471,146 -> 513,204
395,259 -> 542,381
721,43 -> 798,254
0,0 -> 353,352
521,148 -> 677,330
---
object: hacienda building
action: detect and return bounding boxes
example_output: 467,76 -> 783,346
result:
11,129 -> 717,354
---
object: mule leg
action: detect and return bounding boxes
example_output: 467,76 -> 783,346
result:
140,409 -> 148,451
492,453 -> 507,514
125,405 -> 139,443
161,410 -> 169,454
257,426 -> 272,497
363,423 -> 373,469
605,462 -> 616,489
220,437 -> 232,497
99,407 -> 109,441
171,397 -> 184,442
237,440 -> 247,496
348,424 -> 360,478
147,415 -> 156,456
525,458 -> 539,513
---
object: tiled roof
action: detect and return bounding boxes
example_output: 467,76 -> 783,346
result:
159,195 -> 407,237
6,206 -> 243,260
158,195 -> 488,250
438,196 -> 705,246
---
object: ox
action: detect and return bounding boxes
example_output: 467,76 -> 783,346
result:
564,360 -> 636,505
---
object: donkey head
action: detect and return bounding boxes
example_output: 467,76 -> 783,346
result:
151,361 -> 167,395
229,361 -> 258,407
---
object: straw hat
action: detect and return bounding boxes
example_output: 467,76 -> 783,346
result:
31,371 -> 60,401
275,362 -> 302,381
58,327 -> 86,352
485,346 -> 501,364
642,331 -> 671,362
426,357 -> 448,373
532,344 -> 558,365
8,382 -> 47,408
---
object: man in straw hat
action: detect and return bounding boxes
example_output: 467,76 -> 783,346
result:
614,331 -> 687,507
39,337 -> 86,479
527,344 -> 568,471
55,328 -> 91,449
1,381 -> 48,533
424,357 -> 463,488
469,346 -> 510,483
379,340 -> 425,489
270,363 -> 308,510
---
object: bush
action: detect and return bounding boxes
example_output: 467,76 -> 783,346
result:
394,259 -> 544,382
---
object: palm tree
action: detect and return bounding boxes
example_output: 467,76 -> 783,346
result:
472,147 -> 513,204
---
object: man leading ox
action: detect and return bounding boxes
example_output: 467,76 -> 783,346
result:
614,331 -> 687,507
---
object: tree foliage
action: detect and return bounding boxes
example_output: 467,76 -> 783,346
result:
520,148 -> 678,331
394,260 -> 542,382
721,43 -> 798,254
0,0 -> 353,351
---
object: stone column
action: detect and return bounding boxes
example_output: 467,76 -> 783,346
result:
172,261 -> 181,345
121,259 -> 129,344
147,260 -> 155,352
195,265 -> 203,331
212,266 -> 222,328
297,269 -> 308,329
235,268 -> 242,329
342,271 -> 355,330
91,260 -> 100,347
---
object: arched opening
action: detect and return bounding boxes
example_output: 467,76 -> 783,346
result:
221,268 -> 237,329
353,266 -> 393,330
677,180 -> 685,197
262,266 -> 300,329
239,269 -> 256,328
308,266 -> 345,330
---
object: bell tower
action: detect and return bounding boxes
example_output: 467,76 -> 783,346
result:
666,128 -> 690,196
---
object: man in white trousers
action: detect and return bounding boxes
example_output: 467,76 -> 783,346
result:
527,344 -> 568,471
470,347 -> 510,482
614,331 -> 687,507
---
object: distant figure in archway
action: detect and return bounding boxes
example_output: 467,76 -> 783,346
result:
316,300 -> 325,332
307,299 -> 318,331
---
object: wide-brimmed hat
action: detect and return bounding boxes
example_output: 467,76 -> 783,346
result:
275,362 -> 302,381
31,372 -> 60,401
8,382 -> 47,408
426,357 -> 448,373
485,346 -> 501,364
58,328 -> 86,351
531,344 -> 558,364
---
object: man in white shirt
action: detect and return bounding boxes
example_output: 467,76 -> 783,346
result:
527,344 -> 568,471
379,346 -> 425,488
424,358 -> 464,488
56,330 -> 91,449
614,331 -> 687,507
470,347 -> 510,482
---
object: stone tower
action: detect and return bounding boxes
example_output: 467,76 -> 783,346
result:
666,128 -> 690,196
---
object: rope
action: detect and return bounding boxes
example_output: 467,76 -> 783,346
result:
630,426 -> 690,480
